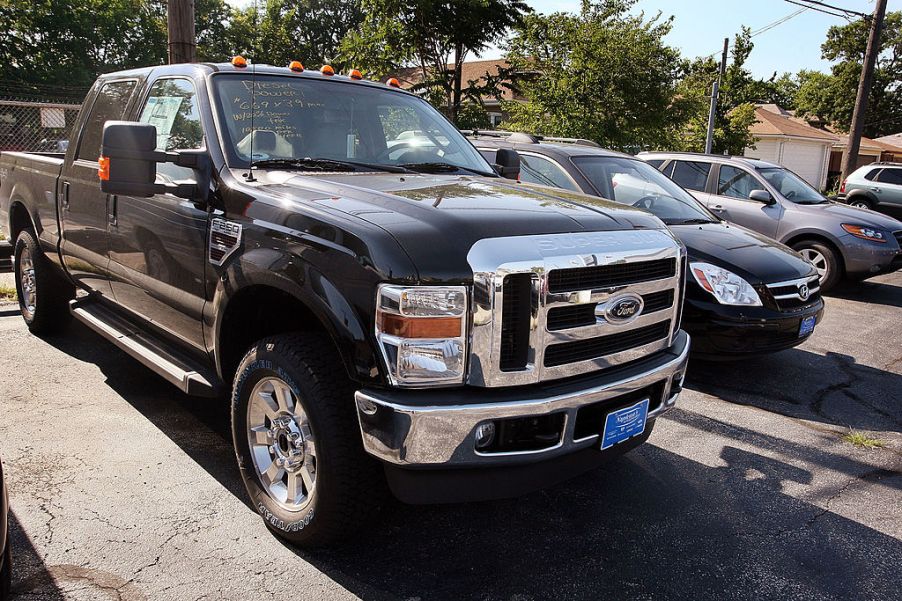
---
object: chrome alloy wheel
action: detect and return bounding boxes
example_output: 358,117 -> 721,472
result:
849,200 -> 871,210
18,244 -> 36,320
247,377 -> 317,511
799,248 -> 828,281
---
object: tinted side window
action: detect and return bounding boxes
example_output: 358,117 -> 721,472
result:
479,149 -> 497,163
670,160 -> 710,191
76,80 -> 137,161
876,168 -> 902,185
717,165 -> 758,199
139,78 -> 204,181
863,168 -> 881,181
519,155 -> 579,191
645,159 -> 664,169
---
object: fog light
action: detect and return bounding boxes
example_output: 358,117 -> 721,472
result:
474,422 -> 496,449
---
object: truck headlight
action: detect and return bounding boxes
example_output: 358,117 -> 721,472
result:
690,262 -> 762,306
376,285 -> 468,387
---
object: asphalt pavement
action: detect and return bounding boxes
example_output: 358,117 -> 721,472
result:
0,271 -> 900,600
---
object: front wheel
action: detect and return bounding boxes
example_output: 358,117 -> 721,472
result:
792,239 -> 841,293
231,333 -> 386,547
14,230 -> 74,333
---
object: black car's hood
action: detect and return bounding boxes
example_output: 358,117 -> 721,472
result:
672,222 -> 814,284
247,171 -> 666,280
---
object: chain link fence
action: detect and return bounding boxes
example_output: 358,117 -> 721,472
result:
0,98 -> 83,153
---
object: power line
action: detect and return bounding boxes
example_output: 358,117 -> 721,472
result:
701,6 -> 810,60
783,0 -> 864,21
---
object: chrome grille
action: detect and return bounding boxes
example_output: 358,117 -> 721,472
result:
467,230 -> 684,387
766,275 -> 821,311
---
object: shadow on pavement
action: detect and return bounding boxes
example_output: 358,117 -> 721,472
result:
686,349 -> 902,433
6,510 -> 64,600
828,279 -> 902,308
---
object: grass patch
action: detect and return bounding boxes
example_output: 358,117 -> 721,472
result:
0,283 -> 16,301
842,429 -> 885,449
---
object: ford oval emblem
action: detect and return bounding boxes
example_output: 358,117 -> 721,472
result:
598,293 -> 644,325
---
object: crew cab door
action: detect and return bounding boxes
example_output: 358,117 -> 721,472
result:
60,79 -> 138,296
106,77 -> 209,350
706,164 -> 782,238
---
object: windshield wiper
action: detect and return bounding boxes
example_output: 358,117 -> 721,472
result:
251,158 -> 411,174
667,218 -> 716,225
795,200 -> 828,205
399,162 -> 494,177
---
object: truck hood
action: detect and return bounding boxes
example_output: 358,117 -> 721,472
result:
797,201 -> 902,231
250,171 -> 666,281
672,222 -> 815,285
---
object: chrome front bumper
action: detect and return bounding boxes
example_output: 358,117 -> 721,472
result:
355,331 -> 690,468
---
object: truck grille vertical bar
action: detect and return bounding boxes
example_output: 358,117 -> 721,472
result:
500,274 -> 532,370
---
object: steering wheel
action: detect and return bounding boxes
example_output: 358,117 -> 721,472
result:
374,141 -> 419,162
633,196 -> 658,210
784,190 -> 796,199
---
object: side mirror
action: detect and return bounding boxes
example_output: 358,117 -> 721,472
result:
100,121 -> 211,202
493,148 -> 521,179
749,189 -> 775,204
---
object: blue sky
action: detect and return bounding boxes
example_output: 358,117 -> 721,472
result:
226,0 -> 900,78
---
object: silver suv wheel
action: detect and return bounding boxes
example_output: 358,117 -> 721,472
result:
247,376 -> 317,512
799,248 -> 828,281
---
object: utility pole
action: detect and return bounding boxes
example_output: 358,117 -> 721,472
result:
841,0 -> 887,181
167,0 -> 196,64
705,38 -> 729,155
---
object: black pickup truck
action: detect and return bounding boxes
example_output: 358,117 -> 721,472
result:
0,61 -> 689,546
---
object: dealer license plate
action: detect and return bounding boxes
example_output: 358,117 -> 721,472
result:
601,398 -> 649,450
799,315 -> 816,338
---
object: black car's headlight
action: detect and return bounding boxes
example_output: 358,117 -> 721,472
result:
375,285 -> 467,387
690,262 -> 762,306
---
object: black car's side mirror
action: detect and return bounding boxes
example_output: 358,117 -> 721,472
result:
493,148 -> 521,179
749,189 -> 775,204
100,121 -> 211,203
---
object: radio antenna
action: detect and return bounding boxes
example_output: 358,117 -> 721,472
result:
244,0 -> 259,182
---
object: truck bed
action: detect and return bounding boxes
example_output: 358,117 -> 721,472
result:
0,151 -> 65,257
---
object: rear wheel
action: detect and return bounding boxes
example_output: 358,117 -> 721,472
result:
792,239 -> 841,293
14,230 -> 74,333
847,197 -> 874,210
231,333 -> 386,547
1,535 -> 10,600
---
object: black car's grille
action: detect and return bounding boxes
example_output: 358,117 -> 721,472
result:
767,276 -> 821,312
547,258 -> 676,293
544,321 -> 671,367
546,290 -> 674,331
499,274 -> 532,370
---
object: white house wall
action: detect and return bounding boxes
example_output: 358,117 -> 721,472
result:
744,137 -> 830,190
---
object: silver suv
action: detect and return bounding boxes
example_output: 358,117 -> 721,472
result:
640,152 -> 902,291
839,162 -> 902,212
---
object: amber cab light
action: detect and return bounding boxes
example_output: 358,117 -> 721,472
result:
97,156 -> 110,181
386,77 -> 401,88
349,69 -> 363,80
288,60 -> 304,73
320,65 -> 335,76
231,55 -> 248,68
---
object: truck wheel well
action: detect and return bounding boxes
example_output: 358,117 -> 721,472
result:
218,285 -> 330,382
784,234 -> 846,274
9,201 -> 34,241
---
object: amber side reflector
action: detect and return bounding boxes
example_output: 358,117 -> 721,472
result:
98,156 -> 110,181
321,65 -> 335,76
231,55 -> 248,68
349,69 -> 363,80
386,77 -> 401,88
378,313 -> 462,338
288,60 -> 304,72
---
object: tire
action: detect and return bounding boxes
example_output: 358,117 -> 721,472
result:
13,230 -> 75,334
791,239 -> 841,293
231,333 -> 386,547
0,538 -> 10,601
847,196 -> 874,210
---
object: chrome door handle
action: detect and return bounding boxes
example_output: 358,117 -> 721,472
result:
61,181 -> 70,210
712,204 -> 724,210
870,187 -> 881,192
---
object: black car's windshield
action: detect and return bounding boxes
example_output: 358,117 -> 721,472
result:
212,74 -> 494,175
757,167 -> 827,204
572,156 -> 718,225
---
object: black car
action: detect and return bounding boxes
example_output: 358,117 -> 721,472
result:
470,132 -> 825,357
1,457 -> 9,600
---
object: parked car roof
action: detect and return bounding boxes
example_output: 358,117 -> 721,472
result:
638,151 -> 782,170
466,131 -> 632,158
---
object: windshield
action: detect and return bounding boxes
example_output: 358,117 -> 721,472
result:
211,74 -> 494,175
571,156 -> 718,225
756,167 -> 827,204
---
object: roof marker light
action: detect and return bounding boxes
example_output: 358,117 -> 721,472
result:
386,77 -> 401,88
349,69 -> 363,80
288,61 -> 304,73
231,55 -> 248,68
321,65 -> 335,76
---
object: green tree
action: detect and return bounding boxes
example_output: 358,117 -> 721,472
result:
502,0 -> 685,151
673,27 -> 760,154
794,11 -> 902,137
339,0 -> 530,124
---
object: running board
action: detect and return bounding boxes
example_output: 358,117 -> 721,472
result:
69,299 -> 223,397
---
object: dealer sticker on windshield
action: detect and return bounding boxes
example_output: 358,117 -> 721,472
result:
799,315 -> 816,338
601,398 -> 649,450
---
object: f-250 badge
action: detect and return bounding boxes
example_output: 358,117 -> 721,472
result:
209,218 -> 242,266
